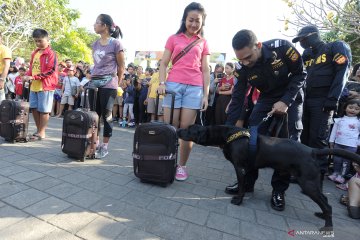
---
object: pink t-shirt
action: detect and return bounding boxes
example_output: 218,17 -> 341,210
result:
165,33 -> 210,86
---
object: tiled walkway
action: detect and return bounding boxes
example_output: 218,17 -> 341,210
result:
0,116 -> 358,239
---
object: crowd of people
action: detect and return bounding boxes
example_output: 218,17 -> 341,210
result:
0,1 -> 360,221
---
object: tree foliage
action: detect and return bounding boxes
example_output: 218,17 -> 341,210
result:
281,0 -> 360,63
0,0 -> 97,63
51,28 -> 97,63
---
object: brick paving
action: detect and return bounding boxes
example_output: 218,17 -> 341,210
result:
0,115 -> 359,240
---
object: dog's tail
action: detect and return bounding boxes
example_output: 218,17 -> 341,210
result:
313,148 -> 360,165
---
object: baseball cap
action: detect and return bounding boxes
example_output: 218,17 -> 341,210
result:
292,25 -> 319,43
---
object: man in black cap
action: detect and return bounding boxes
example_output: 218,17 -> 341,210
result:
225,29 -> 305,211
292,25 -> 352,188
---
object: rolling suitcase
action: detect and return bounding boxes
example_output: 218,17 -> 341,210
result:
0,100 -> 29,143
133,91 -> 178,186
61,87 -> 98,161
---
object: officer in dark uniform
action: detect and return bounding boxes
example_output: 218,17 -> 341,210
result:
292,25 -> 352,187
225,29 -> 306,211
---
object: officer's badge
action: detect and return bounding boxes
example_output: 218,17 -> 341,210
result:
287,49 -> 299,62
271,59 -> 283,69
291,52 -> 299,62
334,54 -> 347,64
249,75 -> 258,81
271,59 -> 281,65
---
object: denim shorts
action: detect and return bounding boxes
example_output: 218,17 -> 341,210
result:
29,90 -> 54,113
163,81 -> 203,109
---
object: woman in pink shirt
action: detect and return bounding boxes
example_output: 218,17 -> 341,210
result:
158,2 -> 210,181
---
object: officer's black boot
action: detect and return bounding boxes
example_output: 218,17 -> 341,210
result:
271,191 -> 285,211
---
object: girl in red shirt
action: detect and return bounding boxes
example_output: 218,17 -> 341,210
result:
14,67 -> 26,100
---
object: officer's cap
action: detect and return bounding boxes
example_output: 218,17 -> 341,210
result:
292,25 -> 319,43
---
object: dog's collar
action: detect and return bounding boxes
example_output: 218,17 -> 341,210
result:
226,130 -> 250,144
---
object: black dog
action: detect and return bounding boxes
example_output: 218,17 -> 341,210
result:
177,124 -> 360,231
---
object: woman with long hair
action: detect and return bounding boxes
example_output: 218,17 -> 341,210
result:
157,2 -> 210,181
92,13 -> 125,158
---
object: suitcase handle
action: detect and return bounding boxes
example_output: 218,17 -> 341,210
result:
155,90 -> 175,125
83,87 -> 98,111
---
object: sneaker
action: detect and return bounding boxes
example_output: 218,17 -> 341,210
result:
128,122 -> 135,128
334,175 -> 345,184
327,173 -> 338,182
120,119 -> 127,127
95,146 -> 109,159
175,165 -> 188,181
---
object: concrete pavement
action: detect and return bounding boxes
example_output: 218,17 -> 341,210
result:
0,115 -> 359,240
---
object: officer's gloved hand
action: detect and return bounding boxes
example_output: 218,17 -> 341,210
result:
322,99 -> 338,112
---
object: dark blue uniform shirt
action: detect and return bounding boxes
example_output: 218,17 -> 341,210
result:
302,40 -> 352,107
226,39 -> 306,125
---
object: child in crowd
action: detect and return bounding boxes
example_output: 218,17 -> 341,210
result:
14,67 -> 26,100
328,99 -> 360,184
79,69 -> 91,108
51,62 -> 66,116
113,85 -> 123,125
25,28 -> 58,140
122,77 -> 135,127
137,67 -> 152,123
56,66 -> 80,117
146,70 -> 164,121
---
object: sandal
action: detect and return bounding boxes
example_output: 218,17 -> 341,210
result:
29,135 -> 44,141
336,183 -> 348,191
340,194 -> 349,206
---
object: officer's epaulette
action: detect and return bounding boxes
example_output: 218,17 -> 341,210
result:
263,39 -> 288,49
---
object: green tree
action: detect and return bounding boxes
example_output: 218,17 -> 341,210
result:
51,28 -> 97,63
0,0 -> 79,50
281,0 -> 360,63
0,0 -> 98,63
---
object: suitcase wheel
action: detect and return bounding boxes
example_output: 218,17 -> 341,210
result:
80,157 -> 85,162
140,179 -> 151,184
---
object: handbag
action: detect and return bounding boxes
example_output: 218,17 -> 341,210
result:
172,38 -> 204,65
68,77 -> 77,97
90,75 -> 114,88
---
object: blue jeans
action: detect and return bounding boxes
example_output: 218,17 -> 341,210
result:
246,93 -> 303,192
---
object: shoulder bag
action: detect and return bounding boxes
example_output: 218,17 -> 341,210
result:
172,38 -> 204,65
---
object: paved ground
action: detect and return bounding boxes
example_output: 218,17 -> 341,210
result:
0,115 -> 359,240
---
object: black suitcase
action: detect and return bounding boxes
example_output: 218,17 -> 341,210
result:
133,91 -> 178,185
0,100 -> 29,143
61,87 -> 99,161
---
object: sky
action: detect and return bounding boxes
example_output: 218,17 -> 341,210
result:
68,0 -> 297,64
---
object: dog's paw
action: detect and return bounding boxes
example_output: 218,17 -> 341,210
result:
314,212 -> 326,219
231,196 -> 243,205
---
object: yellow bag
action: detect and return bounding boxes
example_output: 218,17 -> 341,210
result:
117,87 -> 124,97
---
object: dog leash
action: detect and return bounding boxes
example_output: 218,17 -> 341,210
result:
255,114 -> 272,128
